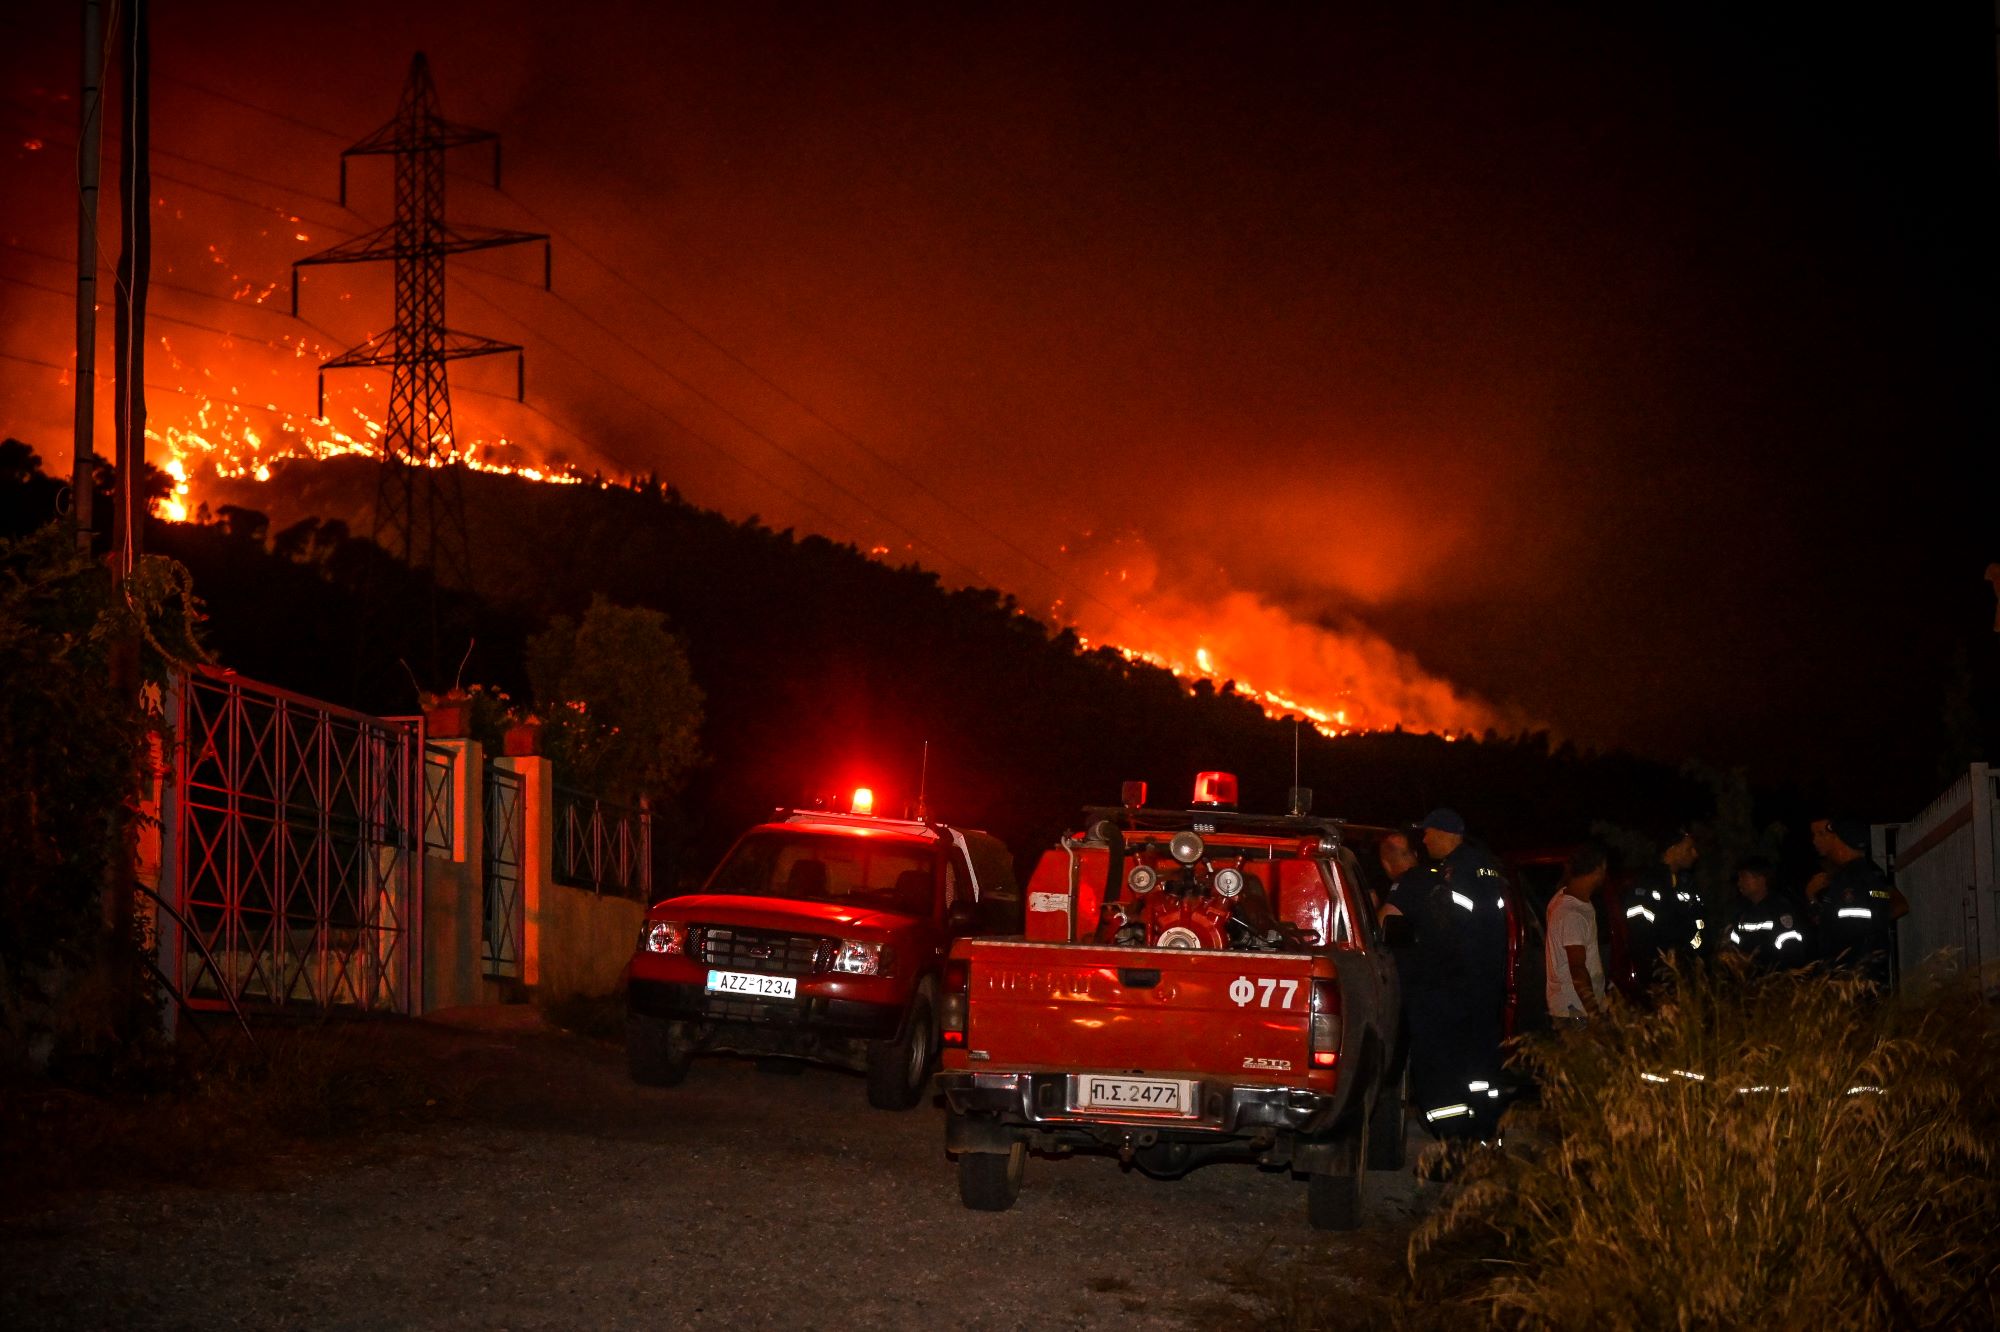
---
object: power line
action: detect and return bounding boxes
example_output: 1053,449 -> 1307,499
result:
447,281 -> 868,544
10,79 -> 1152,636
7,237 -> 852,535
108,76 -> 1109,610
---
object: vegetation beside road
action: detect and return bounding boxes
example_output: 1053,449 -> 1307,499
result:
1410,964 -> 2000,1330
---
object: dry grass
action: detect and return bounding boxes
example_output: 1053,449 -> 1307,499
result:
1409,962 -> 2000,1329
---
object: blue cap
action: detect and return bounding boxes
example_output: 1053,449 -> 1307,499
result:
1419,807 -> 1466,836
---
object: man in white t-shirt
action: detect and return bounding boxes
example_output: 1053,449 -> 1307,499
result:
1546,844 -> 1609,1024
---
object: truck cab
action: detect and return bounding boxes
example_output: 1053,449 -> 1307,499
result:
626,800 -> 1021,1109
936,775 -> 1404,1229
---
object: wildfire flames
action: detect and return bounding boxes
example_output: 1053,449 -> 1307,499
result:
147,331 -> 587,524
148,371 -> 1509,743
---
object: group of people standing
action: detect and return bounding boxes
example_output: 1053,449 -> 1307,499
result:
1374,808 -> 1906,1145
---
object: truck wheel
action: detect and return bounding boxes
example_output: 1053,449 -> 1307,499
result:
866,989 -> 935,1110
1307,1114 -> 1368,1231
626,1014 -> 691,1087
1367,1063 -> 1408,1172
958,1142 -> 1025,1212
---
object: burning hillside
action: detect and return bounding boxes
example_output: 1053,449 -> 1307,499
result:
147,384 -> 1514,742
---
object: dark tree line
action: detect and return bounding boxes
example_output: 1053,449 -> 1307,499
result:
11,438 -> 1984,890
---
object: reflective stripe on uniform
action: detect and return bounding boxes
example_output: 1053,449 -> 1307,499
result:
1424,1103 -> 1472,1121
1738,920 -> 1774,932
1837,907 -> 1873,920
1450,891 -> 1475,912
1627,905 -> 1655,922
1774,930 -> 1804,949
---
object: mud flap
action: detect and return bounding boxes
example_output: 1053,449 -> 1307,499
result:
946,1112 -> 1019,1156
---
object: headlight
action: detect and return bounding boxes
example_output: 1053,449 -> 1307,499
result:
832,939 -> 890,975
643,920 -> 687,955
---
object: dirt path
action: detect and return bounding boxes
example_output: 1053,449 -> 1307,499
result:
1,1016 -> 1423,1330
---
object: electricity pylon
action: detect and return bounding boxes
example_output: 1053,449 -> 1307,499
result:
293,51 -> 548,592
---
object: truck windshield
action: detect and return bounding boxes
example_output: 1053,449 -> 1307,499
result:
709,831 -> 937,916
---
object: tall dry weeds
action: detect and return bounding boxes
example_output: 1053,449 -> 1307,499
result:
1410,962 -> 2000,1329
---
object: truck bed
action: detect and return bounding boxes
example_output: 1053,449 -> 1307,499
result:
954,938 -> 1339,1090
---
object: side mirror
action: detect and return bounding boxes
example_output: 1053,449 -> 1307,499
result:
1382,913 -> 1415,949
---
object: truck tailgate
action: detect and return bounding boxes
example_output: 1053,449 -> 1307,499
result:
959,940 -> 1327,1084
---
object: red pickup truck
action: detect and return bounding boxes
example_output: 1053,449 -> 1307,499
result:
626,802 -> 1021,1108
936,775 -> 1405,1229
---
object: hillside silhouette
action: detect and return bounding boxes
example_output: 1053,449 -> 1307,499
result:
5,443 -> 1706,879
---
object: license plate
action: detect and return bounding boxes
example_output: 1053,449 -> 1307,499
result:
1070,1076 -> 1195,1115
705,969 -> 798,1000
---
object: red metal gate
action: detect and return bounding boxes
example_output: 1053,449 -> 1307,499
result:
164,667 -> 424,1014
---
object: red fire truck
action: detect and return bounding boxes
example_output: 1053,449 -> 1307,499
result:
935,774 -> 1405,1229
625,795 -> 1021,1109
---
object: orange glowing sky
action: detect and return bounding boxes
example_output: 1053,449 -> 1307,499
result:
1,2 -> 1990,797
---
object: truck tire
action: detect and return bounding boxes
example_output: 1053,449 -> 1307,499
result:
627,1014 -> 691,1087
865,987 -> 935,1110
1307,1112 -> 1368,1231
1367,1062 -> 1408,1171
958,1142 -> 1025,1212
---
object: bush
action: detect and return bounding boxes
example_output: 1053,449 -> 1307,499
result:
1412,962 -> 2000,1329
0,520 -> 203,1071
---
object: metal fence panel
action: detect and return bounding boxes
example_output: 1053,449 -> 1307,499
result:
483,768 -> 525,977
172,667 -> 422,1014
554,786 -> 652,900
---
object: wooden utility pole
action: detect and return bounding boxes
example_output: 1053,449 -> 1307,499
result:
104,0 -> 149,962
72,0 -> 104,546
110,0 -> 149,585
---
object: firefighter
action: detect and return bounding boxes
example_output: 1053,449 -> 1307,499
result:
1721,856 -> 1810,972
1376,830 -> 1421,914
1620,827 -> 1702,987
1398,808 -> 1510,1141
1806,819 -> 1900,987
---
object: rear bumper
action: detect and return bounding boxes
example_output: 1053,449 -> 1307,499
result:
628,978 -> 904,1044
937,1069 -> 1343,1140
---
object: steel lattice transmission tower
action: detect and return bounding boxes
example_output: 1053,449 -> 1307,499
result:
292,52 -> 548,588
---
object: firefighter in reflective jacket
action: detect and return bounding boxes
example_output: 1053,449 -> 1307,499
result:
1620,828 -> 1702,987
1391,808 -> 1510,1141
1722,856 -> 1810,972
1808,819 -> 1901,987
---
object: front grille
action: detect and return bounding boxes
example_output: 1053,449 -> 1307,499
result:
702,994 -> 811,1025
697,926 -> 830,975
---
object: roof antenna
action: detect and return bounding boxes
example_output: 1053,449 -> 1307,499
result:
1293,718 -> 1300,793
916,740 -> 930,822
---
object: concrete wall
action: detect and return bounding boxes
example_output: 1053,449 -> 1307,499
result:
535,881 -> 646,1003
410,744 -> 647,1010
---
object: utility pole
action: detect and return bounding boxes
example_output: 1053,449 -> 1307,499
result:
110,0 -> 149,586
72,0 -> 104,548
101,0 -> 149,1003
293,52 -> 549,606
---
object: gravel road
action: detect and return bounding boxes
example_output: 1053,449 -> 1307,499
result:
1,1015 -> 1424,1331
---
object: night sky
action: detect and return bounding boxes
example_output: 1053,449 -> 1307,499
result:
2,2 -> 1994,810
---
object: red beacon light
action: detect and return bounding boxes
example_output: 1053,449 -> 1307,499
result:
850,787 -> 875,816
1192,771 -> 1239,809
